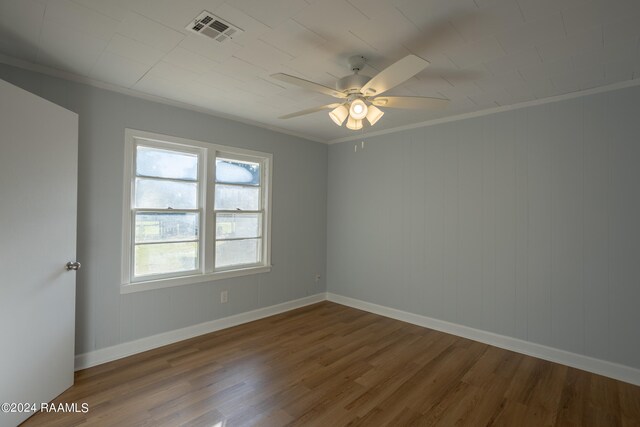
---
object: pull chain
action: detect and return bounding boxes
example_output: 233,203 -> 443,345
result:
355,127 -> 366,153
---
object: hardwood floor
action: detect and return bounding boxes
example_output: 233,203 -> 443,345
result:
21,302 -> 640,426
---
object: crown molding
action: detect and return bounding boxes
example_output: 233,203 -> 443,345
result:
328,77 -> 640,144
0,53 -> 324,144
4,53 -> 639,146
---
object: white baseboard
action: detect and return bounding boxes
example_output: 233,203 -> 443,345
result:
75,291 -> 640,387
74,293 -> 326,370
326,292 -> 640,386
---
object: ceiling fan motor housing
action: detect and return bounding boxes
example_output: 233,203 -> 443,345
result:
336,74 -> 371,93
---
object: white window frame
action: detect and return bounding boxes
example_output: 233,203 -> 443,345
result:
214,151 -> 268,272
121,129 -> 272,294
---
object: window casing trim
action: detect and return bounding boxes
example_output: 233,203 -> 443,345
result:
121,129 -> 272,294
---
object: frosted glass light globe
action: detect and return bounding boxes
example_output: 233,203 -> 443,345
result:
349,99 -> 368,120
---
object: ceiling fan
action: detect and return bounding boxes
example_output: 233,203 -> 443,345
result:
271,55 -> 449,130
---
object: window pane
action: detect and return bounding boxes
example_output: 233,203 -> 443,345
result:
135,212 -> 199,243
135,178 -> 198,209
136,146 -> 198,180
216,158 -> 260,185
215,238 -> 261,268
135,242 -> 198,276
215,184 -> 259,210
216,213 -> 261,239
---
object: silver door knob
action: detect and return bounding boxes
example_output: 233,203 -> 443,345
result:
65,261 -> 81,271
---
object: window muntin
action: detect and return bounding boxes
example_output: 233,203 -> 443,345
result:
123,130 -> 272,290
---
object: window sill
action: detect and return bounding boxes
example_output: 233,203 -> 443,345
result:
120,265 -> 272,294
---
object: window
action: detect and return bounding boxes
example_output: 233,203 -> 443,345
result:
215,156 -> 264,269
122,129 -> 272,293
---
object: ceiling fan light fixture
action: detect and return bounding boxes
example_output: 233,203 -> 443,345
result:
329,104 -> 349,126
274,55 -> 445,131
349,98 -> 368,120
366,105 -> 384,126
346,116 -> 363,130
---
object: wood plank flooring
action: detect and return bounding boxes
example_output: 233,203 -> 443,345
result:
21,302 -> 640,426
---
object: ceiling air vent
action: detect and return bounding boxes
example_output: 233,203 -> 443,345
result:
187,11 -> 243,42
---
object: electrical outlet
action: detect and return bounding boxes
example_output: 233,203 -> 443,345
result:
220,290 -> 228,304
315,274 -> 321,283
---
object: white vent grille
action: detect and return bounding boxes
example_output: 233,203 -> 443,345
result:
187,11 -> 243,42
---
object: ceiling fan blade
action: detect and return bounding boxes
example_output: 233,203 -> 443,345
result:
271,73 -> 346,99
372,96 -> 449,109
360,55 -> 430,96
278,103 -> 341,119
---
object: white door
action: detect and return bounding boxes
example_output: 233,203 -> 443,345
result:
0,79 -> 79,427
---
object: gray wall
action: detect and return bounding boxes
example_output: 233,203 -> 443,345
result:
0,63 -> 327,355
327,85 -> 640,370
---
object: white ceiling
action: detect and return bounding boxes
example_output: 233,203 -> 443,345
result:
1,0 -> 639,142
